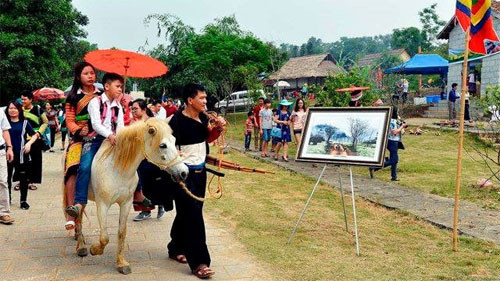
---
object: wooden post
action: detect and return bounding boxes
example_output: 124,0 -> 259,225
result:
452,28 -> 471,252
418,46 -> 422,94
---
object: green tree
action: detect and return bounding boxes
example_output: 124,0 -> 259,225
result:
419,3 -> 446,46
391,27 -> 430,56
375,52 -> 402,69
140,14 -> 281,105
316,69 -> 380,107
0,0 -> 92,103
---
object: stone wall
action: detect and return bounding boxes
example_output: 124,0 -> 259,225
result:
447,54 -> 500,96
481,53 -> 500,93
449,25 -> 465,50
447,63 -> 463,92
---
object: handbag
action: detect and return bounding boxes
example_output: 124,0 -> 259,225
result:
34,106 -> 50,151
397,141 -> 405,150
39,134 -> 50,152
271,127 -> 282,138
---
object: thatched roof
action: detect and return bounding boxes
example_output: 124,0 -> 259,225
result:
269,53 -> 344,80
357,49 -> 409,68
438,1 -> 500,40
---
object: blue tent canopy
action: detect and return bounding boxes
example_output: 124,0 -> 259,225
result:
385,54 -> 449,76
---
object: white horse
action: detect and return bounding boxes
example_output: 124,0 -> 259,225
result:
72,118 -> 188,274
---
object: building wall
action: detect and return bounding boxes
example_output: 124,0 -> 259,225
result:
447,13 -> 500,96
399,52 -> 411,62
447,63 -> 463,93
481,53 -> 500,93
282,77 -> 324,90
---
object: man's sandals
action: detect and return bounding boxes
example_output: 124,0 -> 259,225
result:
192,264 -> 215,279
169,253 -> 187,264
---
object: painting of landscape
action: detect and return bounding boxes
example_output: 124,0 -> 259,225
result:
297,107 -> 391,166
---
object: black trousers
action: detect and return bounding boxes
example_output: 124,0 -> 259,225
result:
7,161 -> 30,203
465,101 -> 471,121
50,127 -> 56,148
28,140 -> 43,183
167,167 -> 210,270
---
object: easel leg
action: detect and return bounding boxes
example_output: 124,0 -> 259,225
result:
349,167 -> 360,256
337,166 -> 349,232
287,164 -> 328,244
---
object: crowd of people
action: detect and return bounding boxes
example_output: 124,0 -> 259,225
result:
244,97 -> 308,162
0,59 -> 412,278
0,61 -> 221,278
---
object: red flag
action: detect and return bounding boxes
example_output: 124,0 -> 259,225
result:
469,0 -> 499,54
456,0 -> 472,31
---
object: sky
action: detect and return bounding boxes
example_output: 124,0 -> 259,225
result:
73,0 -> 455,52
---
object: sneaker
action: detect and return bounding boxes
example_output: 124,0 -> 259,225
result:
0,215 -> 15,225
49,149 -> 54,152
20,201 -> 30,210
133,211 -> 151,221
157,205 -> 165,219
391,178 -> 400,182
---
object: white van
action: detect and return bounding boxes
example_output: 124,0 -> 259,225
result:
215,90 -> 265,114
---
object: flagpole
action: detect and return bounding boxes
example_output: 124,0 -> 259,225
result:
452,27 -> 470,252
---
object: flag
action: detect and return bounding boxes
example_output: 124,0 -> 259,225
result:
470,0 -> 499,54
456,0 -> 472,31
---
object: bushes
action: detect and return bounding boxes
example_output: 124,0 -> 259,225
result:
315,69 -> 381,107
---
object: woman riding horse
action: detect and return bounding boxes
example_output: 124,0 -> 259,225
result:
63,62 -> 101,232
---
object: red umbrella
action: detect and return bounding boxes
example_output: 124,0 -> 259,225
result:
33,88 -> 65,101
335,86 -> 370,92
84,49 -> 168,78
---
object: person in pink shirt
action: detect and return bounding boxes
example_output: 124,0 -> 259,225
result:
291,98 -> 307,145
252,97 -> 265,151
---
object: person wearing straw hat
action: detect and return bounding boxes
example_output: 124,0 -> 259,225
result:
273,99 -> 293,161
349,90 -> 363,107
335,86 -> 369,107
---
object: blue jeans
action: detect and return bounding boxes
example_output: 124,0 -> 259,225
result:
244,133 -> 251,149
74,136 -> 104,204
374,140 -> 399,180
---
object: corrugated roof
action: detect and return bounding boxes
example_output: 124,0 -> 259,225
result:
357,49 -> 408,67
269,53 -> 344,80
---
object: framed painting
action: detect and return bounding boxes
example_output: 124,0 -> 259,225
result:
296,107 -> 392,167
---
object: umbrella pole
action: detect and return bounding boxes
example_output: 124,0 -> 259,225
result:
452,27 -> 470,252
124,57 -> 129,92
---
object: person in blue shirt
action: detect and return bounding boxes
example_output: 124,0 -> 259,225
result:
369,107 -> 407,181
448,83 -> 460,121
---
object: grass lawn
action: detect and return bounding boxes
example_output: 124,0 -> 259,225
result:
224,112 -> 500,210
205,148 -> 500,281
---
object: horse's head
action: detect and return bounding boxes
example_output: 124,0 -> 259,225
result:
143,118 -> 189,182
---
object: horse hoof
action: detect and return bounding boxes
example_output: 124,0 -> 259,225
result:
77,247 -> 88,257
118,266 -> 131,275
90,245 -> 101,256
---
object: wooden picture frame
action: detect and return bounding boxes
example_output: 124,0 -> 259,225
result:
296,107 -> 392,167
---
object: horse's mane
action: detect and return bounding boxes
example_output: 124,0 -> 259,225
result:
100,118 -> 172,170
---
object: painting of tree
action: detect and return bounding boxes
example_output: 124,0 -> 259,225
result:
348,118 -> 372,152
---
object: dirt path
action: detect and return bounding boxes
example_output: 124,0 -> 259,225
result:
0,150 -> 274,281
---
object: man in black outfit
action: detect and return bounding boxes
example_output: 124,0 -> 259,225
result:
167,83 -> 224,279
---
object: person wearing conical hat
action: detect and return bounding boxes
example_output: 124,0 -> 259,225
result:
349,90 -> 363,107
335,86 -> 369,107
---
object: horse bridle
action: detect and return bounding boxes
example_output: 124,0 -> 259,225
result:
141,144 -> 184,171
